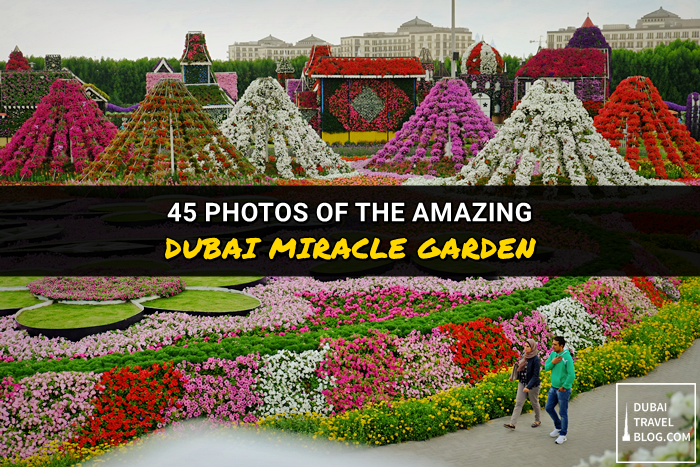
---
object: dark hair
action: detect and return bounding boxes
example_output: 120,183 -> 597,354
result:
554,336 -> 566,347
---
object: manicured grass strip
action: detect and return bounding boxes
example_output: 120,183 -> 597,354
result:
0,291 -> 43,309
262,288 -> 700,445
144,290 -> 260,312
182,276 -> 263,287
16,303 -> 141,329
0,277 -> 587,379
0,276 -> 42,287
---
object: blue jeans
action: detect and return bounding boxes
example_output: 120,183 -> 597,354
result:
545,386 -> 571,436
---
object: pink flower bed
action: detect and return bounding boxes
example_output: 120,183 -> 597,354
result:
397,329 -> 465,398
500,310 -> 553,361
146,73 -> 182,92
317,330 -> 404,413
164,356 -> 262,425
215,73 -> 237,101
567,278 -> 640,338
27,276 -> 185,301
0,372 -> 99,459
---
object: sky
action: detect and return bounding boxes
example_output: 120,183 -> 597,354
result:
1,0 -> 698,61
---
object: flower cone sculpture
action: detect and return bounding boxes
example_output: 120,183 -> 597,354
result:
82,79 -> 253,183
368,78 -> 496,174
219,77 -> 348,178
594,76 -> 700,178
0,79 -> 117,179
455,80 -> 676,186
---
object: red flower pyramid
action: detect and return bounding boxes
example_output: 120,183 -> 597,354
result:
594,76 -> 700,178
5,46 -> 31,71
0,79 -> 117,178
82,79 -> 254,183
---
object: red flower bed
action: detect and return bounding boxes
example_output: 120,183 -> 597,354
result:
296,91 -> 318,108
440,318 -> 518,385
73,363 -> 184,448
302,45 -> 332,79
631,276 -> 667,308
309,57 -> 424,77
623,212 -> 700,235
515,48 -> 606,78
594,76 -> 700,177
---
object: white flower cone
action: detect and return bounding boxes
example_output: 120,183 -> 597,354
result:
219,77 -> 349,178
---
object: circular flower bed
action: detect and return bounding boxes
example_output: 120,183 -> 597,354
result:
27,277 -> 184,301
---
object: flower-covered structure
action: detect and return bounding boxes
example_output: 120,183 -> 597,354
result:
276,54 -> 295,90
566,15 -> 612,104
367,79 -> 496,175
5,46 -> 31,71
594,76 -> 700,178
301,45 -> 425,144
453,80 -> 674,186
459,41 -> 512,121
0,80 -> 117,178
514,45 -> 609,118
176,32 -> 235,125
0,55 -> 74,139
83,79 -> 253,183
219,77 -> 348,178
146,57 -> 238,104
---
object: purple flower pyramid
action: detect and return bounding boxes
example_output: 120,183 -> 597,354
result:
368,79 -> 497,174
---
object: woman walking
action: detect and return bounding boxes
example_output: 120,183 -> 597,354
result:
504,339 -> 541,429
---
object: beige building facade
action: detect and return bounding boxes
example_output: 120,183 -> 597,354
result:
228,34 -> 341,61
547,7 -> 700,51
339,17 -> 473,59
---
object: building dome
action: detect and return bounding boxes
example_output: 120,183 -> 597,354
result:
460,41 -> 504,75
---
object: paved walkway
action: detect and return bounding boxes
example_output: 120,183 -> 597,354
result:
379,339 -> 699,467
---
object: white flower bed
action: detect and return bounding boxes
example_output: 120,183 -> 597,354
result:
219,77 -> 348,178
256,348 -> 331,416
537,297 -> 606,352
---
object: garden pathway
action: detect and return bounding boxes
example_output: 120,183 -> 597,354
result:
379,339 -> 699,467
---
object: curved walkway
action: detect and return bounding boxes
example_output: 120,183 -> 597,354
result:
379,339 -> 699,467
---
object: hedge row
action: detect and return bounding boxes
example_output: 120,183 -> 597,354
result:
0,277 -> 586,379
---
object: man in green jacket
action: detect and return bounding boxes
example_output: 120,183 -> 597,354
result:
544,336 -> 575,445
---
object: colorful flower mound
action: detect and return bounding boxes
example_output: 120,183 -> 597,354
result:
27,277 -> 185,301
593,76 -> 700,178
180,32 -> 212,64
82,79 -> 254,183
368,79 -> 496,175
566,24 -> 612,51
5,47 -> 31,71
0,80 -> 117,178
460,41 -> 505,75
308,57 -> 425,77
452,80 -> 678,186
328,79 -> 412,132
515,48 -> 606,79
219,77 -> 348,179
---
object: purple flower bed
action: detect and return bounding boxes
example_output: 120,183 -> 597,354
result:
106,103 -> 139,113
27,276 -> 185,301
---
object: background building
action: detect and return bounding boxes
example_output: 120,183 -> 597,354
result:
339,17 -> 473,59
228,35 -> 340,61
547,7 -> 700,51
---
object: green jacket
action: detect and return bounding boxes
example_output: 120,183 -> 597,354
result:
544,348 -> 575,389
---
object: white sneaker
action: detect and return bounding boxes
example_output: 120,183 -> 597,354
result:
549,429 -> 560,437
555,435 -> 567,444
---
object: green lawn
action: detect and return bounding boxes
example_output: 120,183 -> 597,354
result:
183,276 -> 263,287
16,302 -> 141,328
144,290 -> 260,312
0,276 -> 42,287
0,291 -> 43,309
